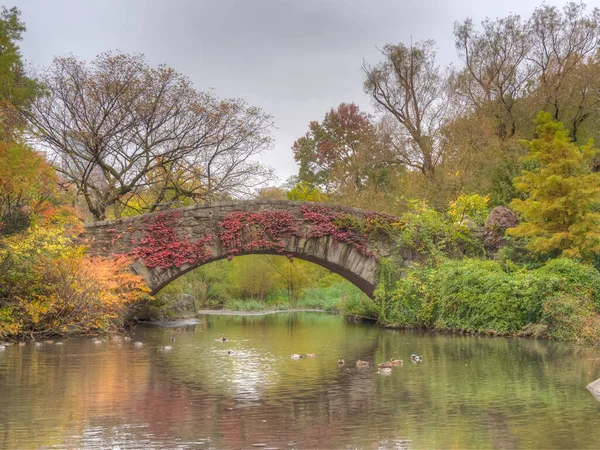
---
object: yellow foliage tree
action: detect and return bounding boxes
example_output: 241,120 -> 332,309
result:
508,112 -> 600,261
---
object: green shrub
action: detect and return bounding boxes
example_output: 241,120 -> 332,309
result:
430,259 -> 544,333
375,262 -> 432,326
375,257 -> 600,341
394,200 -> 484,263
541,293 -> 600,341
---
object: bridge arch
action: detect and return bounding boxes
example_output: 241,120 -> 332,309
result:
84,200 -> 412,298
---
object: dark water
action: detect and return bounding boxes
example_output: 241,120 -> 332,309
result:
1,312 -> 600,449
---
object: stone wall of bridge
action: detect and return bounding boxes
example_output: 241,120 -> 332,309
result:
83,200 -> 415,297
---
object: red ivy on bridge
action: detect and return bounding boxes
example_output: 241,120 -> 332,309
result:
131,206 -> 381,269
300,205 -> 372,256
132,211 -> 214,269
220,210 -> 300,258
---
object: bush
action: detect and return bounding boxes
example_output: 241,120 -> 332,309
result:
375,257 -> 600,341
0,251 -> 148,339
541,293 -> 600,341
394,200 -> 484,263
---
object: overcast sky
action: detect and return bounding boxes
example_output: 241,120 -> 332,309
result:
15,0 -> 590,184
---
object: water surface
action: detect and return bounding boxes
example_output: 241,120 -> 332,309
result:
1,312 -> 600,449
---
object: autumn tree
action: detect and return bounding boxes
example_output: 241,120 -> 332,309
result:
528,2 -> 600,140
24,52 -> 274,220
508,112 -> 600,261
0,7 -> 40,140
292,103 -> 391,193
286,181 -> 328,202
363,41 -> 453,181
454,3 -> 600,143
0,143 -> 61,236
453,14 -> 534,140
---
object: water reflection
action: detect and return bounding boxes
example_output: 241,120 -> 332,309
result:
1,312 -> 600,449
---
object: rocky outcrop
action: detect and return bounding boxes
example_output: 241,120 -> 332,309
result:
586,378 -> 600,402
484,206 -> 519,254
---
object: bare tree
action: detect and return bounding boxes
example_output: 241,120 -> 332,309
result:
24,52 -> 274,220
363,41 -> 453,180
454,14 -> 535,139
121,99 -> 274,214
528,2 -> 600,139
455,2 -> 600,141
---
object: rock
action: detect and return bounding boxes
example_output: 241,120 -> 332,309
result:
484,206 -> 519,253
485,206 -> 519,230
587,378 -> 600,401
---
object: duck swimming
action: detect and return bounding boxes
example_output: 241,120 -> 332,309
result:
378,367 -> 392,375
290,354 -> 304,359
220,336 -> 227,342
391,358 -> 403,365
378,361 -> 393,368
356,359 -> 370,367
306,353 -> 316,358
410,353 -> 422,362
337,358 -> 345,366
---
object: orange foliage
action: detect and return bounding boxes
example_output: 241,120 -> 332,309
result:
2,251 -> 149,338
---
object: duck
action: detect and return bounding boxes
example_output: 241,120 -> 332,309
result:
55,342 -> 64,346
34,342 -> 43,347
0,344 -> 6,351
356,359 -> 370,367
378,367 -> 392,375
378,361 -> 393,368
290,354 -> 304,359
410,352 -> 422,362
170,335 -> 175,342
134,341 -> 144,347
391,358 -> 403,365
337,358 -> 345,366
91,338 -> 104,344
18,342 -> 26,347
44,340 -> 54,345
306,353 -> 316,358
220,336 -> 227,342
159,345 -> 173,351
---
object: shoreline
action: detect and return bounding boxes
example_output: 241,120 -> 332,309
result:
195,308 -> 328,316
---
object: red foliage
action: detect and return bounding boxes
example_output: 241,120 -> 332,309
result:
300,205 -> 372,256
132,211 -> 214,269
131,207 -> 376,269
220,211 -> 300,259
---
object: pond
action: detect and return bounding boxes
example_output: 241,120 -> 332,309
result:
1,312 -> 600,449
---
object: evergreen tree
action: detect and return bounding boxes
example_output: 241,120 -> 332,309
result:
509,112 -> 600,261
0,7 -> 40,140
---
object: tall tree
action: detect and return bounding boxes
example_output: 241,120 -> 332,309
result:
509,112 -> 600,261
454,2 -> 600,143
292,103 -> 389,193
453,14 -> 534,140
0,6 -> 40,140
24,53 -> 274,220
363,41 -> 453,180
529,2 -> 600,141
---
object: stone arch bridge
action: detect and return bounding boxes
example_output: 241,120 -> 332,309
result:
84,200 -> 414,298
